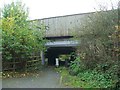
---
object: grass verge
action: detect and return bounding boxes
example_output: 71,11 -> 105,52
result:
55,67 -> 116,89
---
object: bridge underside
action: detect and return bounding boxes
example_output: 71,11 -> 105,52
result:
41,37 -> 79,66
45,47 -> 75,66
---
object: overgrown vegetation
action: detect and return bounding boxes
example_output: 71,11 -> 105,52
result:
60,9 -> 120,89
1,2 -> 46,71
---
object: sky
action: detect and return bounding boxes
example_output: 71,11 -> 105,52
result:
0,0 -> 118,20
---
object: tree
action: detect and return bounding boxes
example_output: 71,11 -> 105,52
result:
71,8 -> 119,88
2,2 -> 46,70
75,9 -> 118,68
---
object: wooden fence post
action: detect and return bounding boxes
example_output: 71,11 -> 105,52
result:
13,58 -> 15,72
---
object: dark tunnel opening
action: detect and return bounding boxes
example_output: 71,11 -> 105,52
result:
45,47 -> 75,66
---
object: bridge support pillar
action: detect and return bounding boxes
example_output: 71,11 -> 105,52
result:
41,51 -> 45,65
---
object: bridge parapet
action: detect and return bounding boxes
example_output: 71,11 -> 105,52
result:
32,12 -> 93,37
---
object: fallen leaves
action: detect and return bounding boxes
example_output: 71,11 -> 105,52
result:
2,71 -> 41,79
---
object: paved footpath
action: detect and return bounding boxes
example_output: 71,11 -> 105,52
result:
2,66 -> 68,88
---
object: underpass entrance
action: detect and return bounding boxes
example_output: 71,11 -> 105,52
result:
45,47 -> 75,66
44,36 -> 79,66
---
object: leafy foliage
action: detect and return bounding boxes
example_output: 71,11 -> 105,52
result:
57,67 -> 116,88
75,10 -> 118,69
2,2 -> 46,70
59,55 -> 70,61
69,57 -> 82,75
69,9 -> 119,88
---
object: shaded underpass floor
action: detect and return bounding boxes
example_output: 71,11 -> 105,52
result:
2,66 -> 69,88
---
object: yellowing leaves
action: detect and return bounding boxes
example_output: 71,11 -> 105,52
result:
11,7 -> 13,11
115,25 -> 120,31
2,17 -> 15,34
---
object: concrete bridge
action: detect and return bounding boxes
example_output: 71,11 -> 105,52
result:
33,12 -> 93,37
32,12 -> 94,66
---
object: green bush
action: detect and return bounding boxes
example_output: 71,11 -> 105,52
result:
69,57 -> 86,75
1,2 -> 46,71
2,2 -> 46,61
77,70 -> 114,88
73,9 -> 119,88
69,57 -> 80,75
